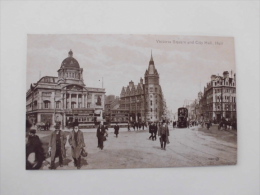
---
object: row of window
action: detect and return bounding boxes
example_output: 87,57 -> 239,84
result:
214,81 -> 235,86
59,72 -> 80,79
215,89 -> 236,93
32,101 -> 92,109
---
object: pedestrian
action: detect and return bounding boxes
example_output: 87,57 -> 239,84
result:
139,122 -> 142,130
142,122 -> 145,130
96,121 -> 106,150
127,122 -> 130,131
158,120 -> 170,150
152,123 -> 158,141
133,122 -> 136,131
149,122 -> 154,140
48,124 -> 67,169
114,122 -> 120,138
26,120 -> 45,170
68,122 -> 86,169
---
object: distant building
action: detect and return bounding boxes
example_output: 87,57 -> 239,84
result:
26,50 -> 105,128
104,95 -> 129,123
199,71 -> 236,121
119,52 -> 165,122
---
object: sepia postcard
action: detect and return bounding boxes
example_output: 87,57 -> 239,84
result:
26,34 -> 237,170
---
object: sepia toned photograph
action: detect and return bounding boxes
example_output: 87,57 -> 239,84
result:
26,34 -> 237,170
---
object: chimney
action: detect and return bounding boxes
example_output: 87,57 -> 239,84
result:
140,77 -> 143,84
129,80 -> 134,88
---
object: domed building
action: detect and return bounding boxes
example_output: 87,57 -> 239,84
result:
26,50 -> 106,128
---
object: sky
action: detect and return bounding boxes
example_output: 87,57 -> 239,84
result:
27,34 -> 236,113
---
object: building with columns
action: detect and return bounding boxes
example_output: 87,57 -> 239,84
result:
119,52 -> 165,122
26,50 -> 105,128
198,71 -> 236,122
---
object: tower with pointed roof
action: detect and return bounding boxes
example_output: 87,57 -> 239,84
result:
144,51 -> 164,122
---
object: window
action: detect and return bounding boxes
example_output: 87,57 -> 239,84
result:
150,100 -> 152,106
44,101 -> 50,109
56,101 -> 60,109
71,102 -> 76,108
151,108 -> 153,112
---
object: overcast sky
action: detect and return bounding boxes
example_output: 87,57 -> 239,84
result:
27,34 -> 236,113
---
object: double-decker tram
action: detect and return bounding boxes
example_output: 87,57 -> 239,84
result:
177,107 -> 188,128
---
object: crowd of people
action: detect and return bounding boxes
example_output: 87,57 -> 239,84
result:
26,117 -> 236,170
127,121 -> 147,131
25,119 -> 172,170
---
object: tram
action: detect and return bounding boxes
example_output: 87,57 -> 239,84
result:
177,107 -> 188,128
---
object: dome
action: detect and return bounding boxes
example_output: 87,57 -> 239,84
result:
60,50 -> 80,68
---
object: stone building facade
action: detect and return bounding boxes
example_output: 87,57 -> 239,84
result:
199,71 -> 236,121
26,50 -> 105,128
119,53 -> 165,122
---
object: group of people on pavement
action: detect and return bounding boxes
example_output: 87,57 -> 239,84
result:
148,120 -> 170,150
127,121 -> 147,131
26,120 -> 87,170
26,118 -> 172,170
48,122 -> 86,169
148,122 -> 158,141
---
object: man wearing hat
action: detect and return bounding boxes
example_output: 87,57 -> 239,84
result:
114,122 -> 120,138
96,121 -> 106,150
68,122 -> 85,169
26,121 -> 45,170
158,120 -> 170,150
48,124 -> 67,169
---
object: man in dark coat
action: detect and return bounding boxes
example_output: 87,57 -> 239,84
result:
48,124 -> 67,169
127,122 -> 130,131
149,122 -> 154,140
133,122 -> 136,131
26,126 -> 45,170
152,123 -> 158,141
96,121 -> 106,150
69,123 -> 85,169
114,122 -> 120,138
158,120 -> 170,150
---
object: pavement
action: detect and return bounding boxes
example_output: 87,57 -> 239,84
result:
39,124 -> 237,170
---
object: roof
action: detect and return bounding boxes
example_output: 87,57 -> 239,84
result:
60,50 -> 80,69
61,57 -> 80,68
